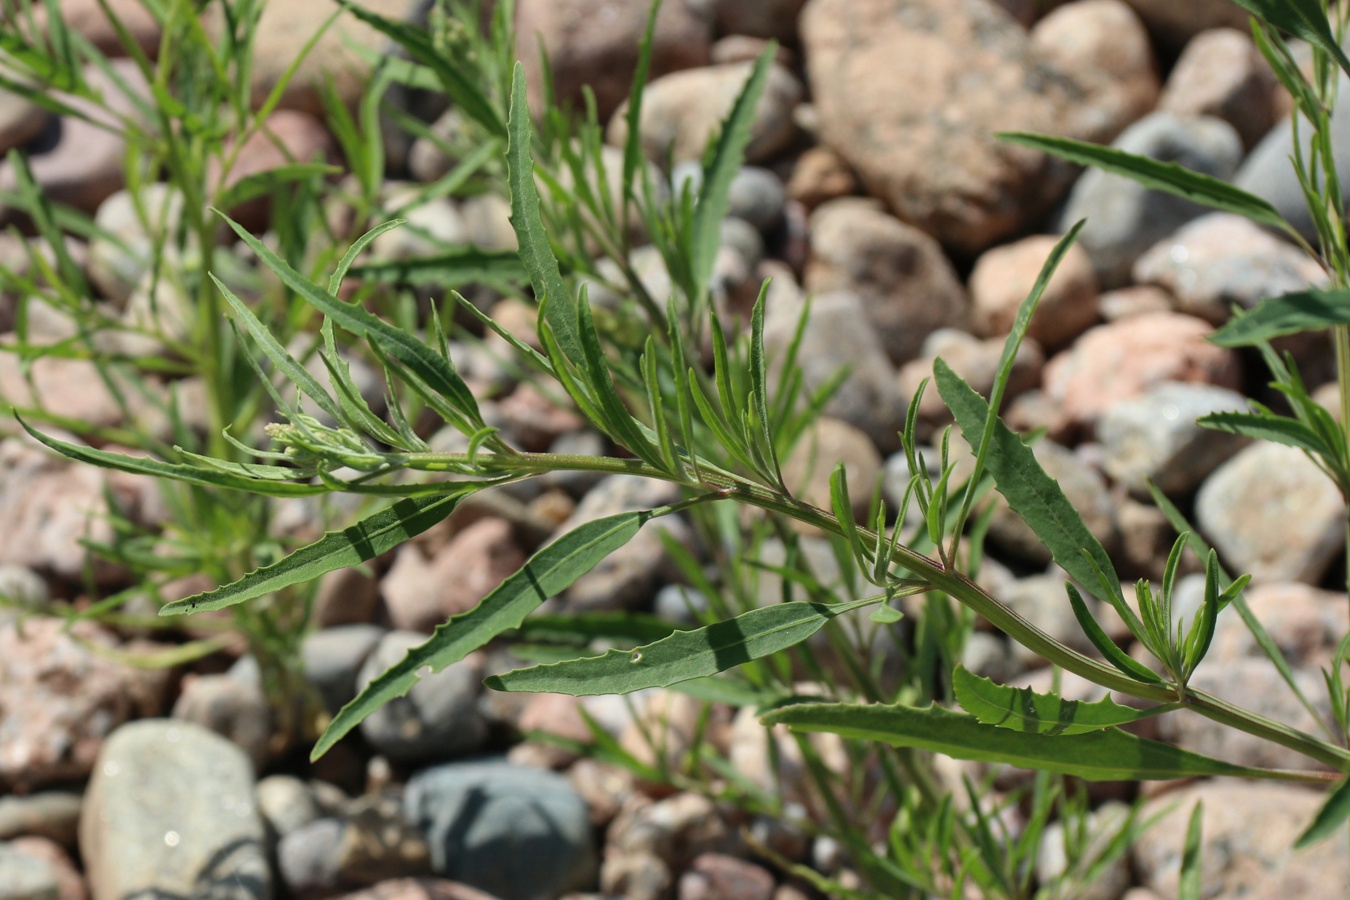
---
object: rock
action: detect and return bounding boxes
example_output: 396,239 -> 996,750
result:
1035,803 -> 1133,900
172,673 -> 274,771
1210,582 -> 1346,669
1196,442 -> 1345,584
1041,312 -> 1240,435
405,758 -> 596,900
0,350 -> 151,436
312,566 -> 382,628
555,475 -> 691,611
0,59 -> 150,220
257,775 -> 326,840
1098,381 -> 1251,496
368,185 -> 469,261
1029,0 -> 1160,144
1132,213 -> 1325,324
602,851 -> 673,900
517,0 -> 713,122
897,329 -> 1043,439
762,284 -> 905,451
1158,28 -> 1281,151
785,146 -> 857,210
0,86 -> 49,156
0,564 -> 50,616
803,198 -> 968,366
1120,0 -> 1252,49
727,166 -> 787,233
356,632 -> 488,763
498,383 -> 586,452
0,792 -> 83,850
1006,572 -> 1105,669
1098,285 -> 1175,321
619,689 -> 704,772
0,836 -> 86,900
384,518 -> 525,631
80,719 -> 271,899
710,0 -> 806,42
969,234 -> 1100,351
1058,112 -> 1244,287
781,416 -> 882,524
986,440 -> 1117,566
607,793 -> 741,869
1236,73 -> 1350,244
279,817 -> 345,895
337,793 -> 434,885
609,61 -> 802,166
711,35 -> 795,67
301,624 -> 387,715
0,618 -> 167,791
214,110 -> 337,232
800,0 -> 1088,255
678,853 -> 776,900
329,880 -> 500,900
1136,781 -> 1350,897
26,0 -> 162,57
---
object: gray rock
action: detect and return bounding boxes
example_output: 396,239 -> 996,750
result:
1132,213 -> 1325,324
79,719 -> 271,899
356,631 -> 488,764
277,818 -> 344,895
762,285 -> 904,452
256,775 -> 325,840
300,624 -> 386,715
1098,381 -> 1251,496
0,792 -> 82,850
1157,27 -> 1281,151
1057,112 -> 1244,287
0,565 -> 49,615
0,840 -> 61,900
1120,0 -> 1250,49
1237,73 -> 1350,244
1196,442 -> 1346,584
1007,572 -> 1104,670
172,673 -> 273,771
726,166 -> 786,233
405,758 -> 597,900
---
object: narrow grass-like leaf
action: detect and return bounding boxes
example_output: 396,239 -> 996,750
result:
575,288 -> 664,467
507,62 -> 582,366
953,666 -> 1174,736
348,248 -> 525,288
1197,410 -> 1333,456
216,211 -> 483,427
1296,777 -> 1350,847
690,47 -> 774,302
215,162 -> 341,212
936,359 -> 1122,604
1209,289 -> 1350,346
761,702 -> 1309,782
1227,0 -> 1350,77
18,418 -> 326,497
999,132 -> 1292,234
336,0 -> 505,136
312,510 -> 652,759
1066,583 -> 1164,684
161,493 -> 466,616
487,598 -> 876,695
327,218 -> 407,294
1179,802 -> 1204,900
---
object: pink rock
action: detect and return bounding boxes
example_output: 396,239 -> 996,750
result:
212,110 -> 337,232
1030,0 -> 1159,144
608,61 -> 802,165
1210,582 -> 1346,669
679,853 -> 776,900
804,198 -> 968,366
0,618 -> 168,790
329,877 -> 500,900
1041,312 -> 1240,433
517,0 -> 713,122
1159,28 -> 1281,150
969,234 -> 1100,351
5,836 -> 88,900
382,518 -> 525,631
780,417 -> 882,524
800,0 -> 1088,255
899,329 -> 1043,438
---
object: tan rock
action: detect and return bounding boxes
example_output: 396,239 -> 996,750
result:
1159,28 -> 1281,150
785,146 -> 857,210
969,234 -> 1100,351
781,416 -> 882,523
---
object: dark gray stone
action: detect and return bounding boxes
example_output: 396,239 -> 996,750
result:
404,758 -> 597,900
300,624 -> 387,715
726,166 -> 786,233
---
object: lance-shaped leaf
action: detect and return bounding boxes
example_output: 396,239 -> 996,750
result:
761,702 -> 1311,782
999,132 -> 1293,235
312,510 -> 651,759
162,493 -> 469,616
1227,0 -> 1350,77
1198,410 -> 1334,457
935,360 -> 1123,604
1208,289 -> 1350,347
952,666 -> 1174,736
18,418 -> 326,497
1296,776 -> 1350,847
486,598 -> 874,695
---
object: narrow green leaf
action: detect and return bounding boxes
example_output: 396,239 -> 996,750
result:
761,702 -> 1304,782
748,280 -> 781,484
1198,410 -> 1333,456
936,359 -> 1122,604
506,62 -> 582,366
215,162 -> 341,212
690,47 -> 775,302
18,418 -> 326,497
312,510 -> 652,759
348,248 -> 525,288
215,211 -> 484,428
327,218 -> 407,294
1066,582 -> 1163,684
1227,0 -> 1350,77
999,132 -> 1293,235
487,598 -> 873,695
162,493 -> 465,616
1208,289 -> 1350,347
575,288 -> 664,468
952,666 -> 1172,736
1179,802 -> 1204,900
1296,777 -> 1350,847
